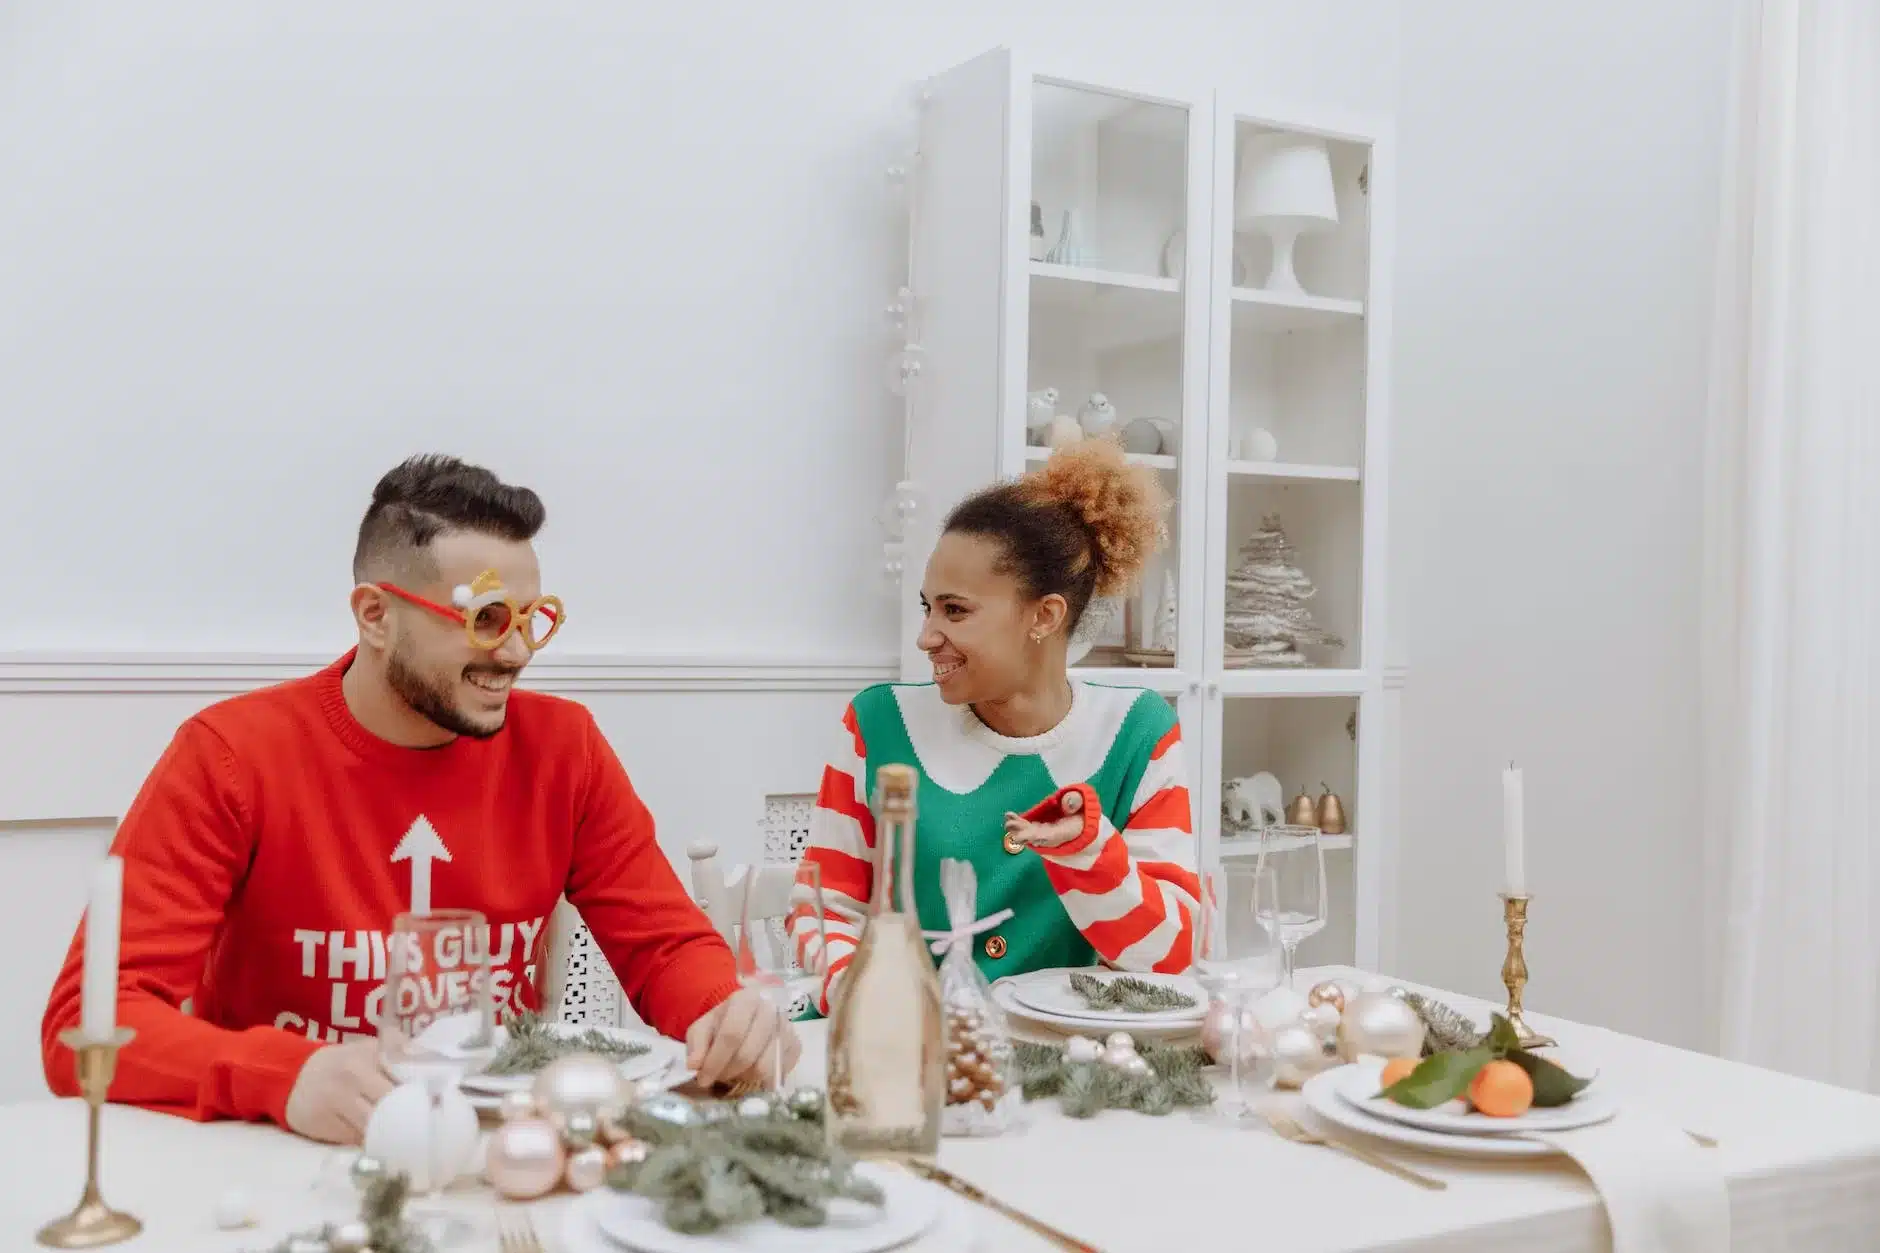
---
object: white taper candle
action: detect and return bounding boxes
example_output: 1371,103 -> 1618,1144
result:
80,855 -> 124,1041
1502,764 -> 1526,896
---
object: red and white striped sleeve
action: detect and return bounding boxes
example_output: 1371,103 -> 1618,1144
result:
1026,723 -> 1199,973
787,704 -> 873,1013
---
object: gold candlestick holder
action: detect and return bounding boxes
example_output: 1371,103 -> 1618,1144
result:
1498,895 -> 1557,1050
37,1028 -> 142,1249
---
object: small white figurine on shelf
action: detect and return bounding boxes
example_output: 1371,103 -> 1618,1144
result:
1222,771 -> 1284,832
1027,387 -> 1060,446
1078,393 -> 1118,439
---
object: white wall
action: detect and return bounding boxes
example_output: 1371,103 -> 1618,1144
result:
0,0 -> 1405,1099
1390,1 -> 1730,1049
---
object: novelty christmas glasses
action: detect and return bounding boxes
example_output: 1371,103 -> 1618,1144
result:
377,569 -> 565,651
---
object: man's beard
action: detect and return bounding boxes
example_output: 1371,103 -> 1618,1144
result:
386,643 -> 516,740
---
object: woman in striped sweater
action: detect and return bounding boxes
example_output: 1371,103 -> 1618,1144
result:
791,439 -> 1199,1011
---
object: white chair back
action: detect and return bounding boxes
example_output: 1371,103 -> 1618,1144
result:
686,841 -> 800,939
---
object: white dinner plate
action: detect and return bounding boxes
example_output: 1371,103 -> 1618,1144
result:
991,979 -> 1200,1042
566,1162 -> 942,1253
1302,1064 -> 1557,1159
1332,1058 -> 1616,1136
1006,969 -> 1206,1026
461,1024 -> 684,1095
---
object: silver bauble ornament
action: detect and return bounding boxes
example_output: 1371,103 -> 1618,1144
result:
1066,1036 -> 1103,1064
1102,1040 -> 1138,1068
564,1144 -> 609,1193
1338,990 -> 1428,1062
1104,1031 -> 1136,1052
698,1102 -> 734,1124
785,1086 -> 826,1120
1121,1054 -> 1152,1078
1307,980 -> 1347,1013
348,1154 -> 386,1191
737,1094 -> 775,1119
561,1109 -> 600,1149
533,1053 -> 630,1125
328,1219 -> 373,1253
608,1136 -> 651,1167
1270,1023 -> 1335,1089
639,1093 -> 701,1126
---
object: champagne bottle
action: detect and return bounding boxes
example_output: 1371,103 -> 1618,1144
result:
825,763 -> 945,1158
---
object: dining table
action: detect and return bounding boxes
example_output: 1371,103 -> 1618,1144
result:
6,964 -> 1880,1253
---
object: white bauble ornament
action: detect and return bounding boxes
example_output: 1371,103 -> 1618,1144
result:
329,1219 -> 374,1253
1338,991 -> 1428,1062
1066,1036 -> 1102,1064
211,1188 -> 255,1230
1246,427 -> 1279,461
1104,1031 -> 1135,1052
1301,1002 -> 1341,1040
1253,985 -> 1309,1031
1102,1040 -> 1138,1068
362,1080 -> 480,1194
1120,417 -> 1162,455
533,1053 -> 630,1126
1121,1054 -> 1152,1078
1270,1024 -> 1335,1090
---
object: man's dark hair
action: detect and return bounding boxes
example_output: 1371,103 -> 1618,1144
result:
352,454 -> 546,583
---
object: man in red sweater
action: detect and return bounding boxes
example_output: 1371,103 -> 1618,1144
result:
42,455 -> 794,1143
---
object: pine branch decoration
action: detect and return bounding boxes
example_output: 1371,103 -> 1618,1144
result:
607,1102 -> 883,1235
1012,1039 -> 1214,1118
484,1010 -> 650,1075
1068,971 -> 1198,1013
248,1171 -> 432,1253
1402,992 -> 1485,1056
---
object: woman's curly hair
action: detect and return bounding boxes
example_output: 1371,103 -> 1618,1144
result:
942,436 -> 1169,629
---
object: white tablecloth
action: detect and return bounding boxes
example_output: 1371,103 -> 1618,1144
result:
7,966 -> 1880,1253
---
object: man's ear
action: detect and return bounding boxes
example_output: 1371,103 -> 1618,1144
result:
351,583 -> 392,651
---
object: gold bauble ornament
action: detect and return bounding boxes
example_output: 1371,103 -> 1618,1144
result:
1338,990 -> 1427,1062
607,1137 -> 651,1168
1306,980 -> 1346,1013
1315,784 -> 1347,835
1287,788 -> 1319,828
533,1052 -> 631,1126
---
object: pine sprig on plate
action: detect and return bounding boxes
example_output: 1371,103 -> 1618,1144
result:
1067,971 -> 1198,1014
1012,1039 -> 1214,1118
484,1011 -> 651,1076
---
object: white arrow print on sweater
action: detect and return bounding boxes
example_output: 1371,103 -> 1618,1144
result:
392,815 -> 452,914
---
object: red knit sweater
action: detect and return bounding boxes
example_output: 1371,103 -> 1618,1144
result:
40,652 -> 738,1126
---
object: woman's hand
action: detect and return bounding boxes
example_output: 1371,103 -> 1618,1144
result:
1003,787 -> 1086,849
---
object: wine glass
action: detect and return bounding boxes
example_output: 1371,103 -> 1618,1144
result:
1193,861 -> 1283,1122
375,909 -> 495,1249
740,861 -> 827,1092
1255,826 -> 1328,989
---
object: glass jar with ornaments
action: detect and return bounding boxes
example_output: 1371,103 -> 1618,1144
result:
924,859 -> 1022,1135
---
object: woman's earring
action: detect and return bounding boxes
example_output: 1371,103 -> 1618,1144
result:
1030,631 -> 1044,643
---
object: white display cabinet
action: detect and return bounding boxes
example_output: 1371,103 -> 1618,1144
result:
903,48 -> 1393,967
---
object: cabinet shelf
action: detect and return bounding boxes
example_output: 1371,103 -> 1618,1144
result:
1031,262 -> 1184,351
1227,460 -> 1360,483
1025,446 -> 1177,471
1220,831 -> 1355,858
1230,286 -> 1365,333
1216,669 -> 1371,697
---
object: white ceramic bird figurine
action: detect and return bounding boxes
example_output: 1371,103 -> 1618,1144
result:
1027,387 -> 1060,446
1078,392 -> 1118,438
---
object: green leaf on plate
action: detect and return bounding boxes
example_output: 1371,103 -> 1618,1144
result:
1376,1045 -> 1494,1109
1485,1013 -> 1522,1055
1506,1048 -> 1595,1107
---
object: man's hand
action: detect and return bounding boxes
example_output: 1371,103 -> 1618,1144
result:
282,1040 -> 395,1144
686,988 -> 800,1089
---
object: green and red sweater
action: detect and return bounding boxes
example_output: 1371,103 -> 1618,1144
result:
41,652 -> 738,1126
790,681 -> 1199,1009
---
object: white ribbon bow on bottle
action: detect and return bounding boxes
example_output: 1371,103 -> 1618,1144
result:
920,858 -> 1013,956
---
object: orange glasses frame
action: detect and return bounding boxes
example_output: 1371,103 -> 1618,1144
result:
376,582 -> 565,652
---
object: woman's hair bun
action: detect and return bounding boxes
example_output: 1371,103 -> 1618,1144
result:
1022,436 -> 1169,597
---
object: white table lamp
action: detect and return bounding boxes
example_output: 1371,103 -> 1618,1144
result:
1236,132 -> 1339,295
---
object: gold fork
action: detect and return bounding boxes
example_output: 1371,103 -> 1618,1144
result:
497,1210 -> 546,1253
1263,1108 -> 1448,1190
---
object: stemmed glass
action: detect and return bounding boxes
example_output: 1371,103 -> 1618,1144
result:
374,909 -> 496,1249
1193,861 -> 1283,1123
739,862 -> 827,1092
1255,826 -> 1328,989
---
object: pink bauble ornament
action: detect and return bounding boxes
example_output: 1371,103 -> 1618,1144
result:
485,1117 -> 566,1200
564,1145 -> 609,1193
608,1137 -> 650,1168
1200,999 -> 1264,1064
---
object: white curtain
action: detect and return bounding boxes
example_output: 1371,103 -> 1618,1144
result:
1702,0 -> 1880,1089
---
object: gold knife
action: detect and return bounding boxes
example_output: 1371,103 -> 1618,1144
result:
902,1159 -> 1105,1252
